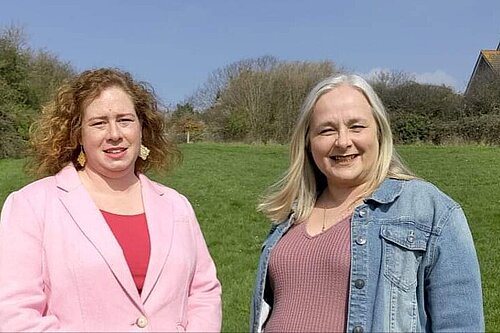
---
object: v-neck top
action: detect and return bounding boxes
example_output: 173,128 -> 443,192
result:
265,216 -> 351,332
101,210 -> 151,294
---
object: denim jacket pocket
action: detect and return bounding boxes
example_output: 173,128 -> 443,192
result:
380,223 -> 429,292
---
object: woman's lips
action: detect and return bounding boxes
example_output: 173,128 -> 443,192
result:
330,154 -> 358,162
103,147 -> 127,158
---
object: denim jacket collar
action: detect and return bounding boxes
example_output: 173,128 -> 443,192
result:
365,178 -> 404,204
285,178 -> 404,228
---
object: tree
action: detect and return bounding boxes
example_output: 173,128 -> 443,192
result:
188,55 -> 279,111
27,49 -> 75,107
168,103 -> 206,143
0,24 -> 30,103
0,24 -> 75,158
195,57 -> 337,143
367,70 -> 464,143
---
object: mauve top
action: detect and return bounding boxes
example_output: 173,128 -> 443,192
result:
264,216 -> 351,332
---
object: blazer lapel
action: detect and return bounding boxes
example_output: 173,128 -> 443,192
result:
139,174 -> 174,303
55,166 -> 142,308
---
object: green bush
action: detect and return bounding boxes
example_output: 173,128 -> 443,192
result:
391,113 -> 433,144
432,115 -> 500,145
457,115 -> 500,144
0,25 -> 75,158
0,104 -> 27,158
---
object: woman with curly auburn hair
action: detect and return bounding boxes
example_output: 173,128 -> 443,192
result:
29,68 -> 178,176
0,68 -> 222,332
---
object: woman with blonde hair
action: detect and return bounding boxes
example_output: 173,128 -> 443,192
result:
250,74 -> 483,332
0,68 -> 221,332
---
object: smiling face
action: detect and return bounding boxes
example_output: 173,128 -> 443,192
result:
309,85 -> 379,190
80,86 -> 142,180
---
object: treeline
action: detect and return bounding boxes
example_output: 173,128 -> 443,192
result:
166,56 -> 336,143
170,58 -> 500,145
184,56 -> 337,143
2,25 -> 500,160
0,25 -> 75,158
371,71 -> 500,145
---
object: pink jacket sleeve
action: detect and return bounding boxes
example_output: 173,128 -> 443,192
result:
182,196 -> 222,332
0,191 -> 61,332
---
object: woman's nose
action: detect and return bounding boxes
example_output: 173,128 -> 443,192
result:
335,129 -> 351,149
107,122 -> 122,141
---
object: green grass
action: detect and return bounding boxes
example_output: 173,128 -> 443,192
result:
156,143 -> 288,332
0,159 -> 33,203
1,143 -> 499,331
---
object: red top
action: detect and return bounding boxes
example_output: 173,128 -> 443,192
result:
101,210 -> 151,294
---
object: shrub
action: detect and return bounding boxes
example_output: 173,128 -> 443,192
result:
391,113 -> 433,144
432,114 -> 500,145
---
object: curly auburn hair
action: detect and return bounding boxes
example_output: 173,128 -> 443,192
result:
28,67 -> 181,177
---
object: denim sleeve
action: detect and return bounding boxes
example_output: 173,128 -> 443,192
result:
424,206 -> 484,332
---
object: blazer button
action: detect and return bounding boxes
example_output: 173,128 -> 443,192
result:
136,315 -> 148,328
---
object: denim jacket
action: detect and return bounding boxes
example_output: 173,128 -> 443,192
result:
250,178 -> 484,333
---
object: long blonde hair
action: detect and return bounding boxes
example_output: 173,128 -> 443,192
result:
258,74 -> 414,223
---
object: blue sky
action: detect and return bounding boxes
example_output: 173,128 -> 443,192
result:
1,0 -> 499,105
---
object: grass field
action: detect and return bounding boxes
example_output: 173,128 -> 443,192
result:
1,143 -> 499,331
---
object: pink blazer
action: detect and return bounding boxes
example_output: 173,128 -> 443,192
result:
0,165 -> 222,332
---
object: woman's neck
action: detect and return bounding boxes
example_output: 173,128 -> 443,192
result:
78,166 -> 139,194
78,166 -> 144,215
320,183 -> 367,209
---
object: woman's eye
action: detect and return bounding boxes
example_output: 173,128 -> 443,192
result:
351,125 -> 365,131
119,118 -> 134,124
320,128 -> 335,135
90,121 -> 105,127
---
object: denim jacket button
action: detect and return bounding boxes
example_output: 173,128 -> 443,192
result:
359,209 -> 366,217
353,325 -> 364,333
354,279 -> 365,289
407,235 -> 415,243
356,236 -> 367,245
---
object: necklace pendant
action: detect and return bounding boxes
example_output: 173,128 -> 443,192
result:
322,207 -> 327,233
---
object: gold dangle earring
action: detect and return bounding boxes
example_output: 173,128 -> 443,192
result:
77,147 -> 86,167
139,144 -> 150,161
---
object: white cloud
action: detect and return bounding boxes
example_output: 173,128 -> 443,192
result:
413,70 -> 458,89
356,67 -> 392,81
